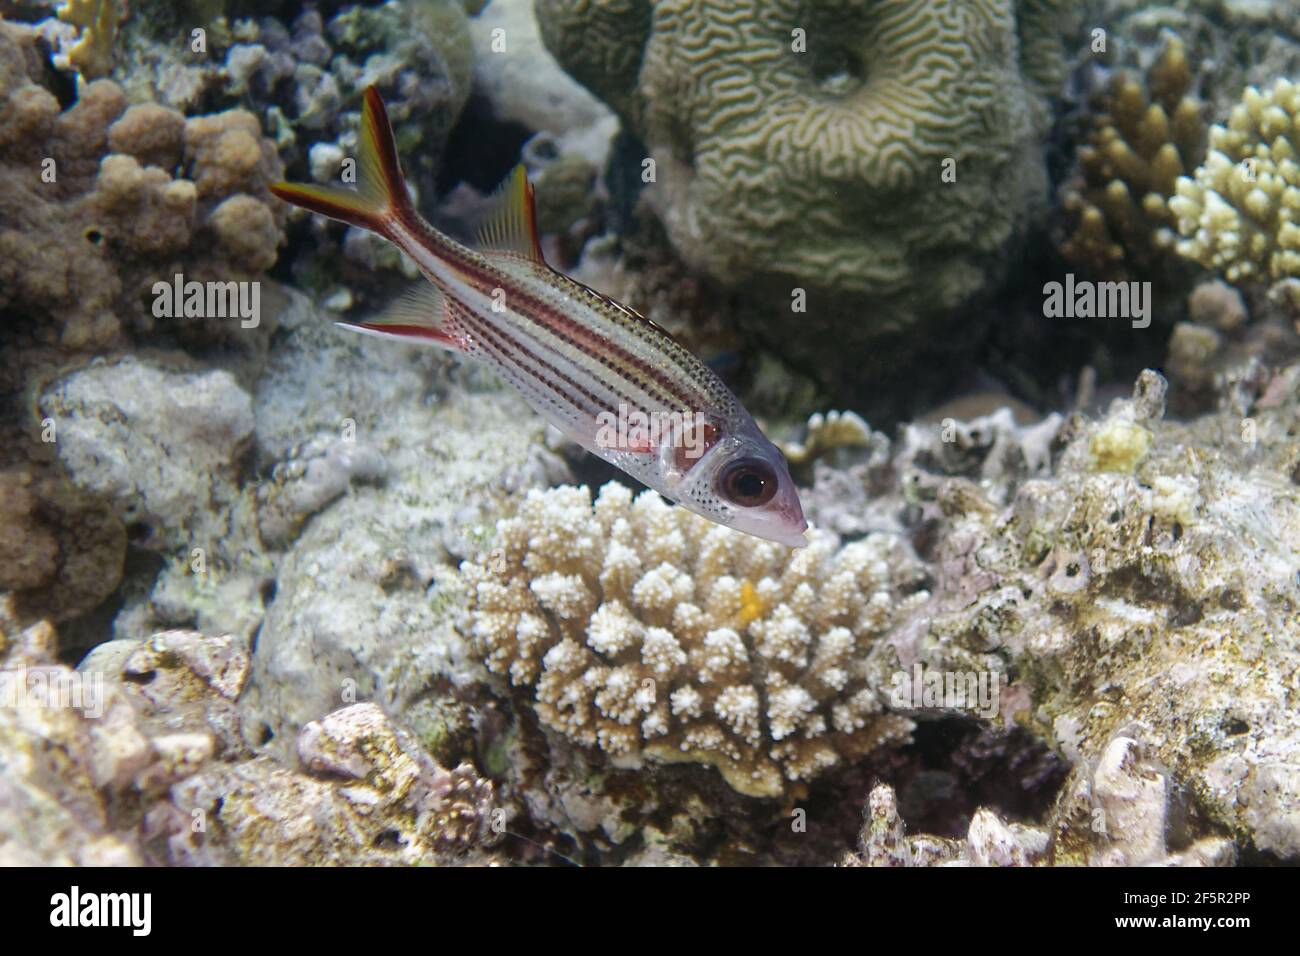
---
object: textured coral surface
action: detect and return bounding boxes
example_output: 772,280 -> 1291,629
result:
538,0 -> 1076,374
1169,77 -> 1300,300
461,483 -> 925,797
0,18 -> 284,352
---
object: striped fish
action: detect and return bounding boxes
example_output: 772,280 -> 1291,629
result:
270,87 -> 807,547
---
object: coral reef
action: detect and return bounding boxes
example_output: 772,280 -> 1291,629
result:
845,735 -> 1235,866
237,288 -> 570,755
0,597 -> 503,865
1168,78 -> 1300,305
1058,37 -> 1206,280
117,2 -> 471,198
879,368 -> 1300,859
537,0 -> 1080,379
458,483 -> 922,798
4,0 -> 1300,871
175,702 -> 501,865
0,17 -> 285,352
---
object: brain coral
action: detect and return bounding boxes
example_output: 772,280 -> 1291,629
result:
537,0 -> 1077,374
1167,78 -> 1300,302
459,483 -> 922,798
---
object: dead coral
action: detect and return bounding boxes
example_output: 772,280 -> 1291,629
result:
885,369 -> 1300,860
0,599 -> 504,865
843,736 -> 1235,866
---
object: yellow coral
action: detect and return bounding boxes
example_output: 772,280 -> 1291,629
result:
1087,420 -> 1152,473
57,0 -> 128,80
1168,78 -> 1300,300
459,483 -> 920,798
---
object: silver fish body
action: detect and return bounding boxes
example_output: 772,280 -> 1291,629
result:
271,88 -> 808,547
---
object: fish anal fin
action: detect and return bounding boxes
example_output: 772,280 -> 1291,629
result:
337,283 -> 465,352
475,164 -> 544,263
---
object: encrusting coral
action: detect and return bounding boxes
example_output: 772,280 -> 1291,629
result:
536,0 -> 1078,378
459,483 -> 922,799
0,17 -> 285,352
1167,77 -> 1300,305
1059,36 -> 1206,280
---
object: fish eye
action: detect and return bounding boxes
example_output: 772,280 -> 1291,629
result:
719,457 -> 778,507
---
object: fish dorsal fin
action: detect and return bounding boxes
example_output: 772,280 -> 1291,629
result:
476,164 -> 545,263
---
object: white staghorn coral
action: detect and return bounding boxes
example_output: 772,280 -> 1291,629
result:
459,483 -> 922,798
1167,78 -> 1300,300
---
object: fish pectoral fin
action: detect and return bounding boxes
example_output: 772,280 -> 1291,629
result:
336,283 -> 465,351
475,164 -> 545,263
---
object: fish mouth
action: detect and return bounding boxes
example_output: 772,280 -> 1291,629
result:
739,506 -> 809,548
771,526 -> 810,548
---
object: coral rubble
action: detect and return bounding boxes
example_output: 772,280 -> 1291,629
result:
884,369 -> 1300,860
0,597 -> 503,865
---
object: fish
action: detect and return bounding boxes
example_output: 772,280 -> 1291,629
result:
269,87 -> 808,548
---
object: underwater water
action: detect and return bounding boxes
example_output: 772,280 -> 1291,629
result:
0,0 -> 1299,876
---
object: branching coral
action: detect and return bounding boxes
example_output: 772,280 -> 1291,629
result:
1060,37 -> 1206,279
1167,77 -> 1300,303
57,0 -> 128,80
537,0 -> 1078,375
777,410 -> 873,469
459,483 -> 922,798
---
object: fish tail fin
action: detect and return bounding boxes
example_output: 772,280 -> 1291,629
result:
269,86 -> 414,235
